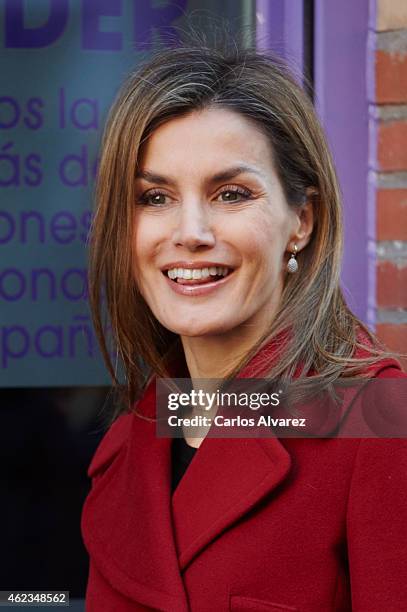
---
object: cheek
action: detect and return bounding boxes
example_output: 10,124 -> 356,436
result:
132,216 -> 160,272
233,213 -> 287,270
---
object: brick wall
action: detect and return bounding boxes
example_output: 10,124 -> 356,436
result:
369,0 -> 407,368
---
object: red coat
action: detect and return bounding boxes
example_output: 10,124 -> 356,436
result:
82,341 -> 407,611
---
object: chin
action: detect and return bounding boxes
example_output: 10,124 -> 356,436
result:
163,317 -> 233,338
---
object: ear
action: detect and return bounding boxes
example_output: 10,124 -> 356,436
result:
287,187 -> 317,253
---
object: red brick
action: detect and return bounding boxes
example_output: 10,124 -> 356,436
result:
377,120 -> 407,171
377,260 -> 407,308
376,323 -> 407,370
376,50 -> 407,103
377,189 -> 407,240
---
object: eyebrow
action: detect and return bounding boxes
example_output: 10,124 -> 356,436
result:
135,164 -> 265,185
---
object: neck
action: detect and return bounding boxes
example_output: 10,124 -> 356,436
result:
178,321 -> 277,449
180,325 -> 265,383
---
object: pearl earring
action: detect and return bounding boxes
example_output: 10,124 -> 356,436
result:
287,244 -> 298,273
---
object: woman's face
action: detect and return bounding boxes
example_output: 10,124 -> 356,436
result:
133,107 -> 309,338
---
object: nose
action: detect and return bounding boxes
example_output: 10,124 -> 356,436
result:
172,199 -> 215,251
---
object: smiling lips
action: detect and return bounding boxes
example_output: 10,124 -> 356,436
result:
162,263 -> 234,294
163,261 -> 232,285
166,266 -> 231,284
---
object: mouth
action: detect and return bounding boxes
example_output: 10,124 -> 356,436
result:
163,265 -> 234,285
161,264 -> 235,296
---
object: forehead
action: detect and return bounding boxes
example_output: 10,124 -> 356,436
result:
138,107 -> 276,177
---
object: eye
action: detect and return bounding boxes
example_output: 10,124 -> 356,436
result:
138,190 -> 169,207
215,185 -> 252,203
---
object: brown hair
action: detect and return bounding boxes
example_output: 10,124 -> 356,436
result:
88,41 -> 400,415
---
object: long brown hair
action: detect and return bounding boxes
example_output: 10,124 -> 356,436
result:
88,41 -> 400,415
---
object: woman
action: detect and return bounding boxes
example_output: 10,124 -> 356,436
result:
81,42 -> 407,611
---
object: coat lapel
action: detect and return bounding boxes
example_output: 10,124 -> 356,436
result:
171,435 -> 291,571
82,380 -> 190,611
171,333 -> 292,571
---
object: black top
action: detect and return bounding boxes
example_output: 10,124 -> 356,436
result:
171,436 -> 198,492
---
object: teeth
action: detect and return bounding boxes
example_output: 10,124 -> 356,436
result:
166,266 -> 231,280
